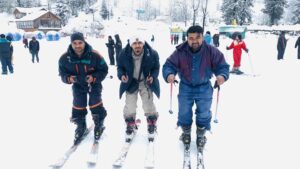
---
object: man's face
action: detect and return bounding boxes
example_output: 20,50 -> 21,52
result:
187,33 -> 203,51
131,40 -> 144,56
71,40 -> 85,55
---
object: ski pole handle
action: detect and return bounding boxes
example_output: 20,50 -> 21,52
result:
213,80 -> 220,90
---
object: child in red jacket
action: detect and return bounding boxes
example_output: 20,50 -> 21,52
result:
227,34 -> 248,74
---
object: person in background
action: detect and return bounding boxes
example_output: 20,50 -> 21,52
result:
226,34 -> 248,74
23,37 -> 28,48
0,34 -> 14,75
213,33 -> 220,47
105,35 -> 115,65
277,31 -> 287,60
204,31 -> 212,45
170,34 -> 174,45
182,32 -> 186,42
29,37 -> 40,63
114,34 -> 122,65
294,36 -> 300,60
151,34 -> 155,42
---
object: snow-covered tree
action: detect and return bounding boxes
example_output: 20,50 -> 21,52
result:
54,0 -> 71,26
0,0 -> 16,13
140,0 -> 159,20
192,0 -> 201,26
172,0 -> 190,26
290,0 -> 300,24
262,0 -> 287,25
221,0 -> 253,25
100,0 -> 109,20
238,0 -> 254,25
23,0 -> 41,7
69,0 -> 80,16
201,0 -> 209,31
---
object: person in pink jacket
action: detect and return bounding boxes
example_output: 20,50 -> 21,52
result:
226,34 -> 248,74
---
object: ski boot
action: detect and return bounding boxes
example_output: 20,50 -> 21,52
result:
72,117 -> 87,145
92,114 -> 105,141
229,68 -> 237,74
196,126 -> 207,153
125,117 -> 137,142
235,69 -> 244,75
180,126 -> 191,147
147,115 -> 158,142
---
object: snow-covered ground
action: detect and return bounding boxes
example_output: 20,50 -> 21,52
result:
0,20 -> 300,169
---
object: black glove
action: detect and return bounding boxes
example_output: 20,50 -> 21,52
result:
246,49 -> 249,53
226,46 -> 229,50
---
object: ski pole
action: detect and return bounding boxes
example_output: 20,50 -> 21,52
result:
213,81 -> 220,123
169,82 -> 174,114
169,80 -> 178,114
247,52 -> 255,76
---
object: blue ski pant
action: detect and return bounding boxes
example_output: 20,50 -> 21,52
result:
177,86 -> 212,130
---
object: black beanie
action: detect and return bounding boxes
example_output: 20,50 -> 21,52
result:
71,32 -> 85,42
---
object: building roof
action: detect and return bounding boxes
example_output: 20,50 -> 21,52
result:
15,11 -> 60,22
15,7 -> 47,15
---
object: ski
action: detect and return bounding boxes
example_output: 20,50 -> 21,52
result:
87,126 -> 105,167
87,140 -> 100,167
230,72 -> 260,77
49,124 -> 94,169
196,150 -> 205,169
144,140 -> 155,169
183,144 -> 191,169
113,119 -> 141,168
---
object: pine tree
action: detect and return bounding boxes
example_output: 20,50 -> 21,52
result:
221,0 -> 253,25
237,0 -> 254,25
54,0 -> 71,26
69,0 -> 80,16
221,0 -> 239,25
24,0 -> 34,7
262,0 -> 287,25
290,0 -> 300,24
100,0 -> 109,20
0,0 -> 16,13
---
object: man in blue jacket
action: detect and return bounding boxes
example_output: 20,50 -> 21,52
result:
59,32 -> 108,145
204,31 -> 212,45
162,25 -> 229,152
0,34 -> 14,75
117,34 -> 160,142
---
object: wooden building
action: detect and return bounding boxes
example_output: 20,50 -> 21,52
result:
14,8 -> 62,33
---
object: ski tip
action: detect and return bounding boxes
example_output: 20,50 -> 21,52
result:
49,164 -> 61,169
87,162 -> 97,167
112,164 -> 122,168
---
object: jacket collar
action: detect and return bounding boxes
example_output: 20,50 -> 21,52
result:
67,42 -> 92,60
176,41 -> 207,55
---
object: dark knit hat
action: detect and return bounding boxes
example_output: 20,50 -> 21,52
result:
71,32 -> 85,42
